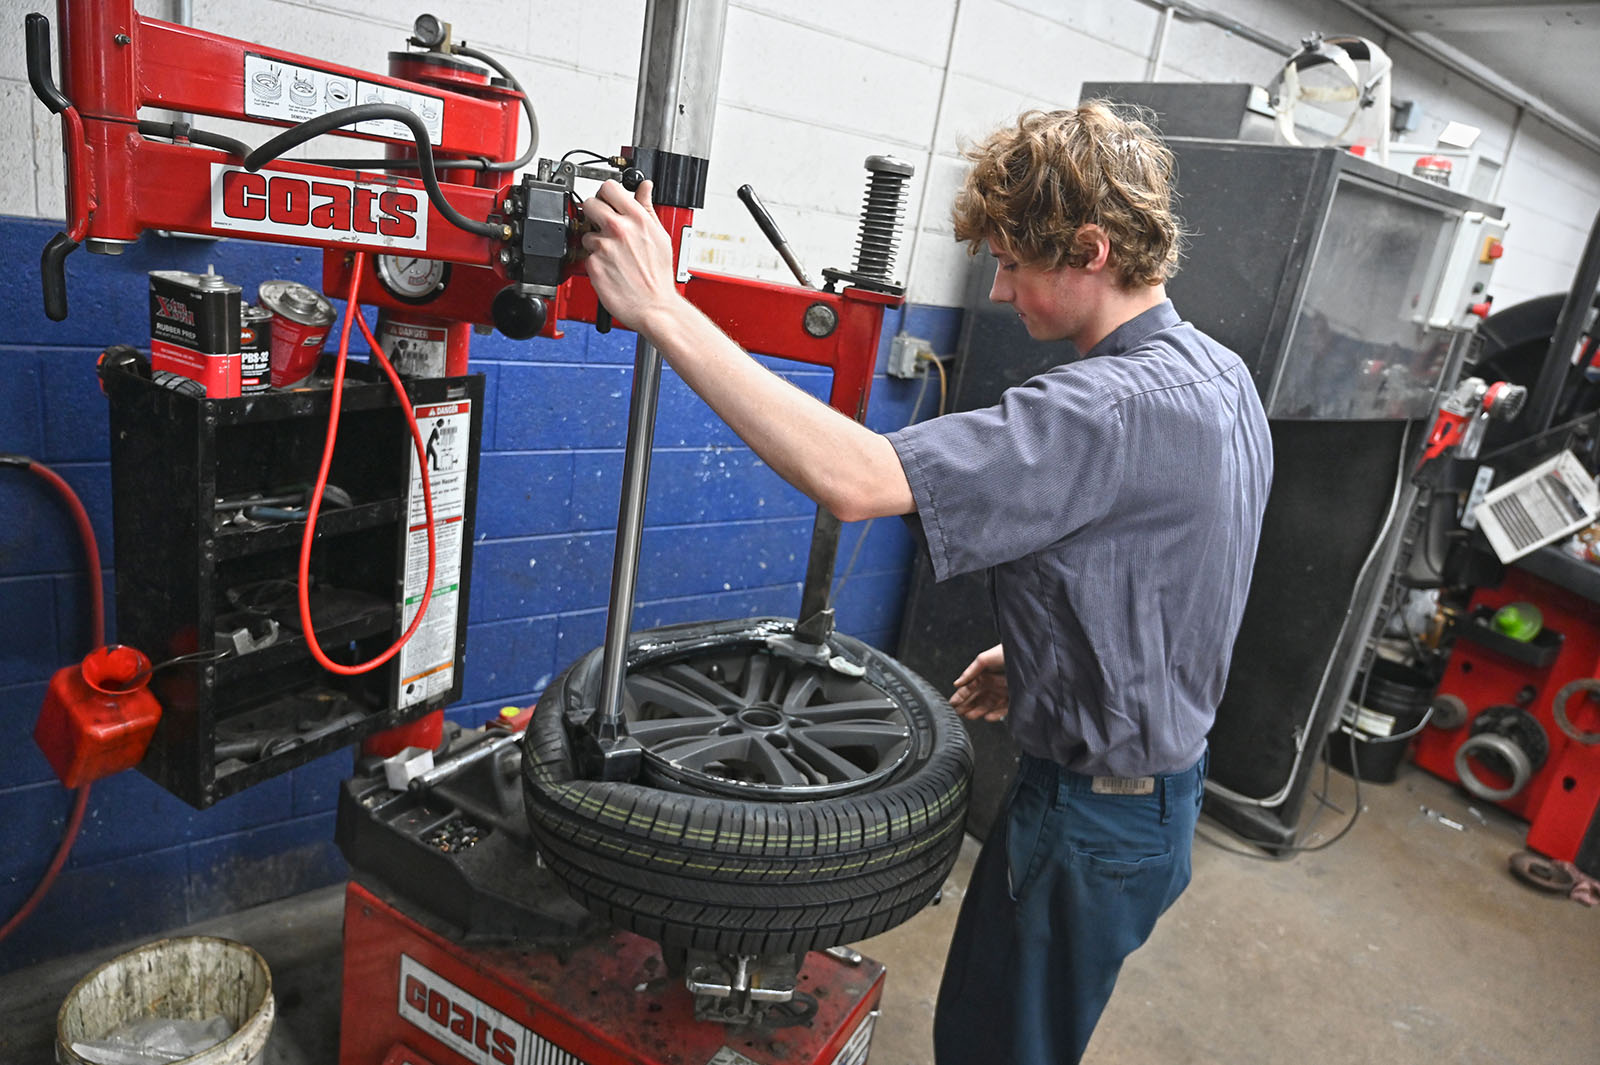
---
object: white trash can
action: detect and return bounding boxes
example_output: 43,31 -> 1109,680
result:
56,935 -> 275,1065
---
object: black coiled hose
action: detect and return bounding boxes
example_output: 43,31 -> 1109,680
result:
242,103 -> 505,240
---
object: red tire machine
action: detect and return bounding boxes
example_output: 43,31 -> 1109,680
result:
334,713 -> 887,1065
1409,373 -> 1600,875
30,2 -> 911,1061
1412,555 -> 1600,875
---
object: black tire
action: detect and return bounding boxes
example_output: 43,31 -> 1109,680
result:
522,617 -> 972,955
1473,292 -> 1600,433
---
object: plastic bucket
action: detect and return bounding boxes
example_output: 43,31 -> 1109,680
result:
1329,658 -> 1437,783
56,936 -> 274,1065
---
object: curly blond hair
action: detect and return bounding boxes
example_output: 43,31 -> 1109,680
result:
951,102 -> 1183,289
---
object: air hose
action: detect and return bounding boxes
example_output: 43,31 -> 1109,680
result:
294,251 -> 439,676
0,457 -> 100,944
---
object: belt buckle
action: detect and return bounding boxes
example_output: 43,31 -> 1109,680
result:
1091,775 -> 1155,796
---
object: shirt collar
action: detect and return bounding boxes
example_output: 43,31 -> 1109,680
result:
1085,300 -> 1180,359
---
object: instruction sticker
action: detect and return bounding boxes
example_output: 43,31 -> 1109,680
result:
243,53 -> 444,145
397,400 -> 471,709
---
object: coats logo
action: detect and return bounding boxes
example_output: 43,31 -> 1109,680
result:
396,955 -> 582,1065
210,163 -> 429,250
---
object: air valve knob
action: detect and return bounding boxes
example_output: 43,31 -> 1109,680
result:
492,285 -> 548,340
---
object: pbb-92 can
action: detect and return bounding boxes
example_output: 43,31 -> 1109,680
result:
239,303 -> 272,394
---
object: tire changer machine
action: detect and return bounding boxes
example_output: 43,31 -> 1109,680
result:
25,3 -> 933,1062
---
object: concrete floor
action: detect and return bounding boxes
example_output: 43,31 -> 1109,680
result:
4,761 -> 1596,1064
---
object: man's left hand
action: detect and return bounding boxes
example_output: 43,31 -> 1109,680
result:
950,644 -> 1009,721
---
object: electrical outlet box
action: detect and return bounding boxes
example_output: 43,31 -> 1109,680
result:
888,334 -> 931,379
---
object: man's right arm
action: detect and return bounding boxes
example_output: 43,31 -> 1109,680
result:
582,179 -> 914,522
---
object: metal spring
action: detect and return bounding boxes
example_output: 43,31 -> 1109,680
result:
852,155 -> 914,282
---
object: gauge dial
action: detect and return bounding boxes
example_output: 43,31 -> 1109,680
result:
375,255 -> 449,303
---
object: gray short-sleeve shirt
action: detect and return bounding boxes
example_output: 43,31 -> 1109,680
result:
886,301 -> 1273,777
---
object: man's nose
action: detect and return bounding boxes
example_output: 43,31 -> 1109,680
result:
989,269 -> 1010,303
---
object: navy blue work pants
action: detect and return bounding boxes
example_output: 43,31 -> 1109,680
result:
933,750 -> 1206,1064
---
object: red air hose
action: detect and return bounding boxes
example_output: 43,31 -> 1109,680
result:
0,458 -> 100,944
20,461 -> 103,639
296,250 -> 438,675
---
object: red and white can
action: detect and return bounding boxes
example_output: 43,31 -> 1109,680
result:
148,268 -> 242,397
258,280 -> 336,388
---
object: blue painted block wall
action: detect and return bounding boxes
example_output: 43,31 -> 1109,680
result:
0,215 -> 964,972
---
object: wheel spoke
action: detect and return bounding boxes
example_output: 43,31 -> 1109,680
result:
789,698 -> 898,723
740,653 -> 769,703
660,662 -> 739,705
746,737 -> 814,787
779,672 -> 822,712
626,675 -> 727,719
788,732 -> 869,782
626,716 -> 725,743
794,721 -> 910,758
653,732 -> 753,772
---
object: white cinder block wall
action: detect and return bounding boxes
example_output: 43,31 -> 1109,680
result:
6,0 -> 1597,312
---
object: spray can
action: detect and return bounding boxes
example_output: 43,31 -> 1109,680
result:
148,268 -> 242,397
239,303 -> 273,394
258,280 -> 336,388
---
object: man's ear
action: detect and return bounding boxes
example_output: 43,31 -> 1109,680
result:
1074,224 -> 1112,273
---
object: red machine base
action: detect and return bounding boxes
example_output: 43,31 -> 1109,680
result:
1412,564 -> 1600,869
338,882 -> 885,1065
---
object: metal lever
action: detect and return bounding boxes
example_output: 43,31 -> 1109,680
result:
41,233 -> 79,323
27,14 -> 79,321
737,184 -> 812,288
582,333 -> 657,782
26,14 -> 70,113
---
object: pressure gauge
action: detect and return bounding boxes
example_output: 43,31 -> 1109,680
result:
375,255 -> 449,303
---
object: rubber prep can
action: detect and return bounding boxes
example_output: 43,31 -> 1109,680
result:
258,280 -> 336,388
148,269 -> 242,397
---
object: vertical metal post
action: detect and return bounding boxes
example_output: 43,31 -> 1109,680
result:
1146,5 -> 1175,81
793,508 -> 845,643
1527,207 -> 1600,434
594,0 -> 729,740
631,0 -> 727,159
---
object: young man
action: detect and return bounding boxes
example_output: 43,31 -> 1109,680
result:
579,102 -> 1272,1064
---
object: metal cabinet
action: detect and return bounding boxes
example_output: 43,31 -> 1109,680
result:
1163,140 -> 1500,847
